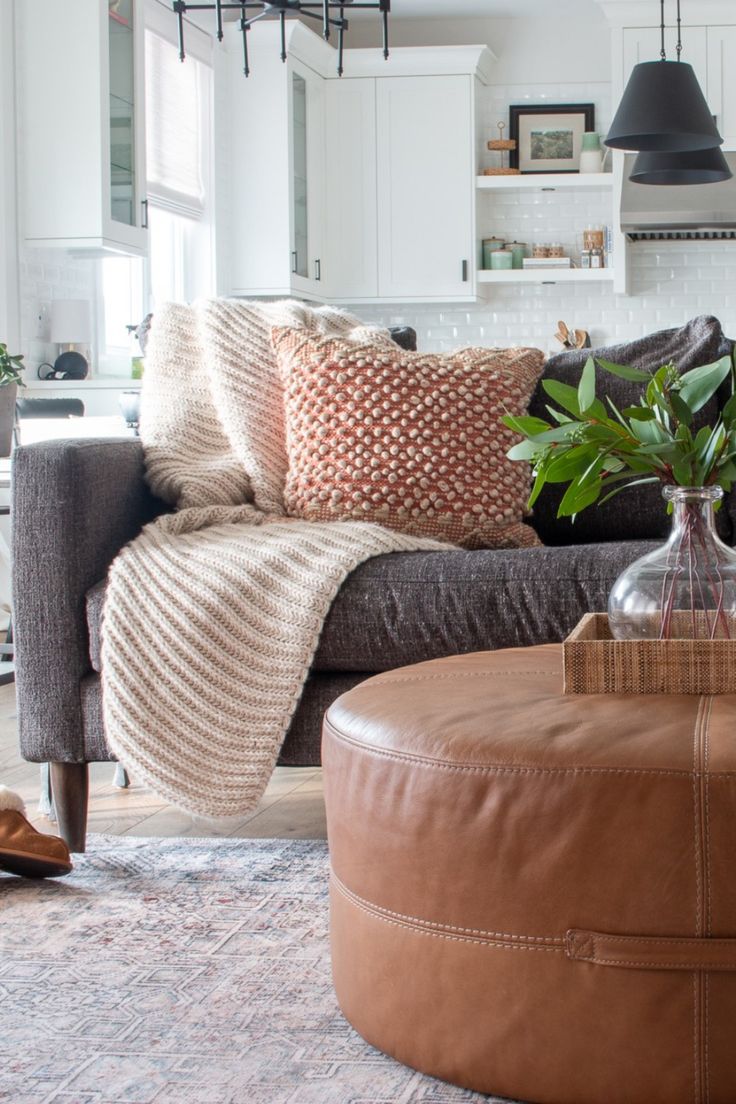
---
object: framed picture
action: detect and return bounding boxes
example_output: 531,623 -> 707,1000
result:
509,104 -> 595,174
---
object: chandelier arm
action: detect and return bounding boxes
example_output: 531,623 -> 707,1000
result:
382,2 -> 388,59
241,18 -> 250,75
215,0 -> 223,41
300,9 -> 346,29
280,8 -> 287,61
323,0 -> 330,41
173,0 -> 186,61
676,0 -> 682,60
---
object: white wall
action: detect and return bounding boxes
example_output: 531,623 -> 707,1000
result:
0,0 -> 20,352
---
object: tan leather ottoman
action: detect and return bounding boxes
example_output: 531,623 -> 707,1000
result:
322,644 -> 736,1104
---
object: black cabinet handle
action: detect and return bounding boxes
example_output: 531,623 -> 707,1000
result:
462,259 -> 469,282
141,198 -> 149,229
291,251 -> 298,274
315,259 -> 321,281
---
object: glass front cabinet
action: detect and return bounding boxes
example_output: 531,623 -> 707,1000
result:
17,0 -> 148,255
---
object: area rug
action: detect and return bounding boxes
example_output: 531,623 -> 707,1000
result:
0,836 -> 516,1104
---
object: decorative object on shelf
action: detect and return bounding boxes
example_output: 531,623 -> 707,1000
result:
119,390 -> 141,435
173,0 -> 390,78
484,122 -> 520,176
579,132 -> 605,174
0,342 -> 25,458
502,350 -> 736,640
490,250 -> 513,271
606,0 -> 721,154
481,237 -> 505,268
554,321 -> 590,350
126,317 -> 151,380
505,241 -> 526,269
629,146 -> 733,186
39,300 -> 91,381
509,103 -> 594,174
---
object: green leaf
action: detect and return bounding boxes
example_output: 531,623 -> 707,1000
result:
541,378 -> 581,417
507,440 -> 544,461
669,390 -> 693,426
557,478 -> 602,518
623,407 -> 656,421
678,355 -> 732,414
529,424 -> 584,444
596,358 -> 651,383
545,405 -> 574,425
577,357 -> 597,414
544,444 -> 598,483
501,413 -> 551,436
598,476 -> 660,507
722,391 -> 736,424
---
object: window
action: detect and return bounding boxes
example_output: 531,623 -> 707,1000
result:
98,0 -> 213,374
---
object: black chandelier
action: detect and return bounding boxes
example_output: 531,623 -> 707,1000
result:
173,0 -> 391,77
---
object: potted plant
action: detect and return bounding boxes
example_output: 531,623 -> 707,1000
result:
502,353 -> 736,641
0,343 -> 24,457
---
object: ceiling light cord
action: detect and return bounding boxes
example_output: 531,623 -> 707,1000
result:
660,0 -> 666,60
676,0 -> 682,60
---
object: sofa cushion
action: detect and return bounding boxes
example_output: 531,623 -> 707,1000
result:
271,327 -> 545,549
86,542 -> 656,675
529,315 -> 733,546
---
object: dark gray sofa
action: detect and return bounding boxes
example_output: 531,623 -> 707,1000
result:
13,315 -> 733,850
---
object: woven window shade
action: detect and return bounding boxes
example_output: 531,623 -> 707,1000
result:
145,30 -> 205,216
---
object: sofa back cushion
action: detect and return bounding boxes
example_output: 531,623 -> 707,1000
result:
528,315 -> 733,545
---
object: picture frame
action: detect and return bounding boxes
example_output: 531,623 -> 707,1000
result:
509,104 -> 595,174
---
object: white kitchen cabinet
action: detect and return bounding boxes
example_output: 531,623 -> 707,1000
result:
706,27 -> 736,150
376,76 -> 475,301
226,25 -> 328,300
621,26 -> 708,92
323,78 -> 378,302
16,0 -> 148,256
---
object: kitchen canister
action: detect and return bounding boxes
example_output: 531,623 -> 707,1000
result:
482,237 -> 505,268
490,250 -> 513,271
506,242 -> 526,269
579,132 -> 604,173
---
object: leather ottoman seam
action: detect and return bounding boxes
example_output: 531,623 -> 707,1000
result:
324,719 -> 703,778
331,872 -> 565,953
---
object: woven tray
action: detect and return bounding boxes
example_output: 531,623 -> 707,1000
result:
482,167 -> 522,176
563,613 -> 736,695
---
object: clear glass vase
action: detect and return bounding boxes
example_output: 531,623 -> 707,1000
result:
608,486 -> 736,640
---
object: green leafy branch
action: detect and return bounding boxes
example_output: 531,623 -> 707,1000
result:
501,352 -> 736,519
0,343 -> 25,389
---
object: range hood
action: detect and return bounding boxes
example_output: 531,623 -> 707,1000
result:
620,152 -> 736,240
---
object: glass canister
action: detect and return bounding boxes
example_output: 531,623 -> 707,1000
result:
490,250 -> 513,270
482,237 -> 505,268
506,242 -> 526,269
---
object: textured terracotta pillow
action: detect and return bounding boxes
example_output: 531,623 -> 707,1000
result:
271,328 -> 545,549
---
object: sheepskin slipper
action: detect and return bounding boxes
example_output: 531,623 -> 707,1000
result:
0,786 -> 72,878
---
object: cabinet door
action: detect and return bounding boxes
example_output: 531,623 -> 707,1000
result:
376,75 -> 474,300
707,27 -> 736,150
324,78 -> 378,301
622,26 -> 708,92
104,0 -> 148,251
289,60 -> 325,298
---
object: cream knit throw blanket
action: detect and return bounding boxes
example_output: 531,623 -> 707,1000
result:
101,299 -> 444,818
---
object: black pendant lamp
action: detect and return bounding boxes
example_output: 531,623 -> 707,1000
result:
606,0 -> 722,152
630,147 -> 733,185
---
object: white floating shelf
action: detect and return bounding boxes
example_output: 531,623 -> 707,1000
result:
476,173 -> 614,190
477,268 -> 614,285
23,378 -> 141,390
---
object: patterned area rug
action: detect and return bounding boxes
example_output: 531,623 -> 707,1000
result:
0,836 -> 515,1104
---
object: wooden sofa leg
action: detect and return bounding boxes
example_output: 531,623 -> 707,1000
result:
50,763 -> 89,853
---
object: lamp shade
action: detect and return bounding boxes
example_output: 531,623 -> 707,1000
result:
629,147 -> 733,186
50,299 -> 92,344
605,60 -> 722,152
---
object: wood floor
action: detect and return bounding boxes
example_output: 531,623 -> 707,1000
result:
0,683 -> 327,840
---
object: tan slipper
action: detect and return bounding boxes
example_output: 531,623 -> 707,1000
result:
0,786 -> 73,878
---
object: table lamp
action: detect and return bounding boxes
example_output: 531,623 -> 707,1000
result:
45,299 -> 92,380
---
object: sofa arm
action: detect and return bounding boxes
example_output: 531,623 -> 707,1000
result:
12,438 -> 165,763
